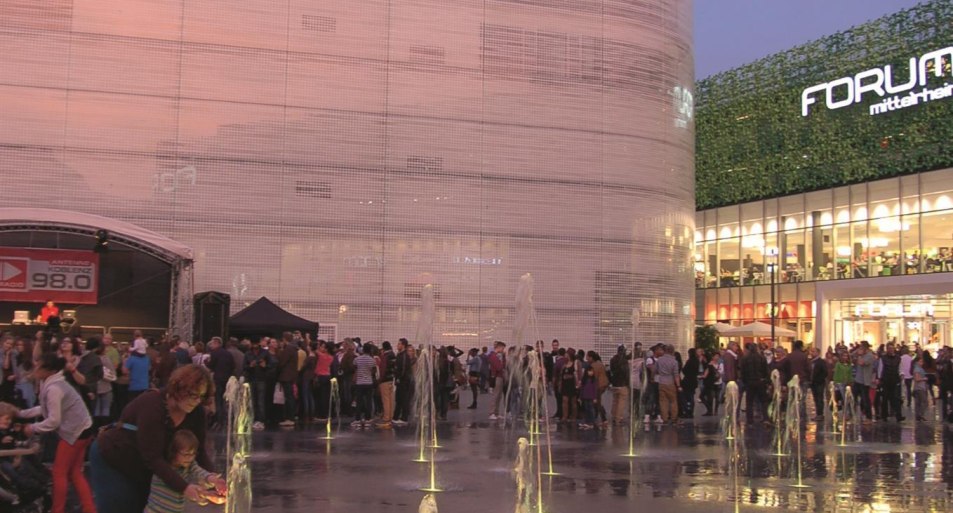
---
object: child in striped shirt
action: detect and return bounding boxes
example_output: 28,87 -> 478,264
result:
145,430 -> 225,513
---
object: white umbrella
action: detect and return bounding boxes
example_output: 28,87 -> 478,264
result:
709,322 -> 735,334
721,321 -> 796,338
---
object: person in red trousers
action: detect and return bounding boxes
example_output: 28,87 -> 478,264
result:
20,352 -> 96,513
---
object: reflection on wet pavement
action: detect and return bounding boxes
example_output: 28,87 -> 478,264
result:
205,410 -> 953,513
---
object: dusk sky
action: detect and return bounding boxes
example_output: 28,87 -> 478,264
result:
694,0 -> 925,79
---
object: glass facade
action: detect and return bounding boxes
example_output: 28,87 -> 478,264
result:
0,1 -> 696,353
696,167 -> 953,349
831,295 -> 952,353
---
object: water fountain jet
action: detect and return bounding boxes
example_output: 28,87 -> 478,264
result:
722,381 -> 740,441
839,385 -> 857,447
320,377 -> 340,440
223,377 -> 252,513
785,375 -> 807,488
623,308 -> 643,458
514,274 -> 558,478
769,370 -> 788,456
413,284 -> 442,493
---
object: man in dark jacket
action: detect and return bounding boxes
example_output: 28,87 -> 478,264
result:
75,336 -> 105,413
393,338 -> 413,425
782,340 -> 811,420
739,343 -> 769,425
378,341 -> 397,427
206,336 -> 235,427
878,342 -> 904,422
809,347 -> 828,421
276,332 -> 299,426
243,338 -> 274,429
680,348 -> 702,419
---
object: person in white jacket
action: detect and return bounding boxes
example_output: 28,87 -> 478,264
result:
19,352 -> 95,513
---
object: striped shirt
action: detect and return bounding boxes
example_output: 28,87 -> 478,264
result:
354,354 -> 377,385
145,462 -> 213,513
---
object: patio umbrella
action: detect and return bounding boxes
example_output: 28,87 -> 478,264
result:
709,322 -> 735,334
721,321 -> 796,338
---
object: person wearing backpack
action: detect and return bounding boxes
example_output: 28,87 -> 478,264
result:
608,345 -> 630,425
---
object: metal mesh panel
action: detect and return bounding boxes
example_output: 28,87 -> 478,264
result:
0,0 -> 695,354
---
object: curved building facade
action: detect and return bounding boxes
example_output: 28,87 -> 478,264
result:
0,1 -> 695,352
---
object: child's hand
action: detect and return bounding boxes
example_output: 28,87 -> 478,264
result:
184,484 -> 203,503
204,492 -> 226,505
209,474 -> 227,494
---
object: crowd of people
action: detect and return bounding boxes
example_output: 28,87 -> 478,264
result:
633,339 -> 953,428
0,330 -> 224,513
0,326 -> 950,513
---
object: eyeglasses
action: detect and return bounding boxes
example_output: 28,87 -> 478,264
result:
186,391 -> 206,401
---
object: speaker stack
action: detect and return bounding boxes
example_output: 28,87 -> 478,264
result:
193,291 -> 230,343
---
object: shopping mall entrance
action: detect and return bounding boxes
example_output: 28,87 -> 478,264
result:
830,296 -> 950,351
816,273 -> 953,352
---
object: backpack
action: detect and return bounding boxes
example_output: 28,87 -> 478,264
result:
610,356 -> 628,385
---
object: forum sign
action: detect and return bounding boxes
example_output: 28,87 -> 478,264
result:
801,46 -> 953,117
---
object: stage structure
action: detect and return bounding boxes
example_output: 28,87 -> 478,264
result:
0,208 -> 195,338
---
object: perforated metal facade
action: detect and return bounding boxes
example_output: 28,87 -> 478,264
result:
0,1 -> 695,352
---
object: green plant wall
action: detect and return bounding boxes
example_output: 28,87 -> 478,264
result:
695,0 -> 953,210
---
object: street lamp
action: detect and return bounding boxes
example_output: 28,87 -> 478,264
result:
766,247 -> 779,347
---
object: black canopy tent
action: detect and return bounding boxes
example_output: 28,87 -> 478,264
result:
228,297 -> 319,339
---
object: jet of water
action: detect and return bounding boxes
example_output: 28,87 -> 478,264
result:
413,284 -> 441,493
722,381 -> 740,441
840,385 -> 857,446
224,377 -> 252,513
514,437 -> 536,513
827,381 -> 839,435
513,274 -> 535,347
322,377 -> 340,440
419,494 -> 438,513
626,308 -> 642,454
512,274 -> 557,478
769,370 -> 788,456
785,375 -> 807,488
413,345 -> 435,461
503,345 -> 526,425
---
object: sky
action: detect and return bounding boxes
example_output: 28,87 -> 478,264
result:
694,0 -> 925,79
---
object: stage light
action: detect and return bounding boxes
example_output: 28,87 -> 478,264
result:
94,229 -> 109,252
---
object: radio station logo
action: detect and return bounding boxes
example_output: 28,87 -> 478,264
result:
0,258 -> 28,291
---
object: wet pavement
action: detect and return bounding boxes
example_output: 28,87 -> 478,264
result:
206,400 -> 953,513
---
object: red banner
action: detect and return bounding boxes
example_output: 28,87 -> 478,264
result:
0,248 -> 99,304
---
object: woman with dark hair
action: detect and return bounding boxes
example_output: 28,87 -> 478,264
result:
18,352 -> 96,513
90,364 -> 224,513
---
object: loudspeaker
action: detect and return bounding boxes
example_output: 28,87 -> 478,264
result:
193,291 -> 230,343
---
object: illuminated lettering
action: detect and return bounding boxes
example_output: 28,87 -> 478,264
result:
853,302 -> 935,318
802,46 -> 953,116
